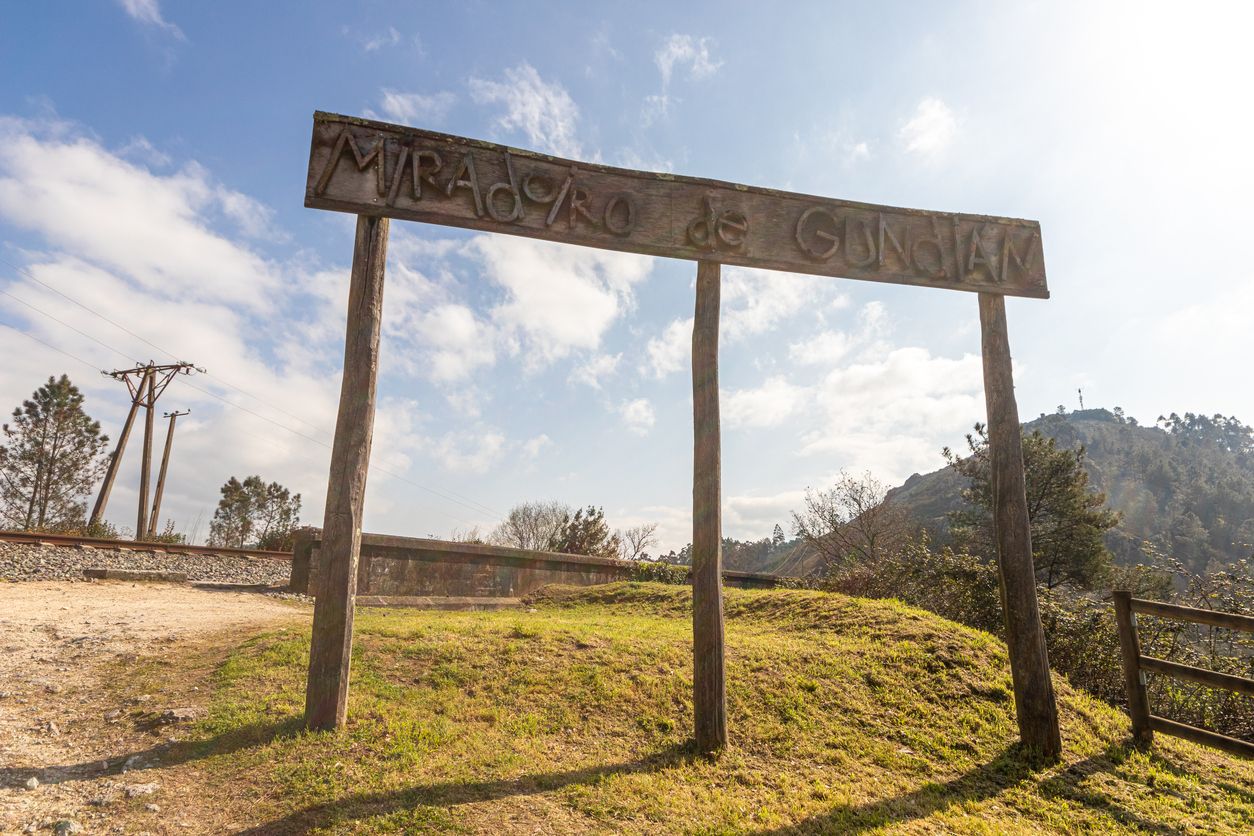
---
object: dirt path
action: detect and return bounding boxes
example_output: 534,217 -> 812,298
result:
0,581 -> 308,835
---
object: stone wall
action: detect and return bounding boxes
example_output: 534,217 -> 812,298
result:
291,530 -> 784,599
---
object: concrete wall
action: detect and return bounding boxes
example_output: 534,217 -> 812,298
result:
291,529 -> 784,600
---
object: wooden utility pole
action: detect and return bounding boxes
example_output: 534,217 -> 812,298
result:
305,214 -> 389,731
148,410 -> 189,536
90,390 -> 143,528
136,368 -> 155,541
977,293 -> 1062,758
89,362 -> 197,540
691,260 -> 727,754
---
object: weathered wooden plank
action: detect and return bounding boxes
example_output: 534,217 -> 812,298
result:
1148,715 -> 1254,758
304,214 -> 389,731
691,260 -> 727,754
978,292 -> 1062,758
1130,597 -> 1254,633
1113,590 -> 1154,744
306,112 -> 1049,299
1140,655 -> 1254,696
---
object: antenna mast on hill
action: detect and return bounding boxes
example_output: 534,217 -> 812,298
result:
89,361 -> 199,540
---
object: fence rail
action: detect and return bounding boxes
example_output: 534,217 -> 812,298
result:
1113,590 -> 1254,758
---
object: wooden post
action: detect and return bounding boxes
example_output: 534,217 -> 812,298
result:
1113,590 -> 1153,745
147,411 -> 184,535
136,369 -> 155,541
977,292 -> 1062,758
89,393 -> 142,528
304,214 -> 389,731
691,259 -> 727,754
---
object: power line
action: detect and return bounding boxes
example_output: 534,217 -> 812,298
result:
0,253 -> 332,437
0,282 -> 503,524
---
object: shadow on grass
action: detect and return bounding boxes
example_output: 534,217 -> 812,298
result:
0,715 -> 304,788
238,741 -> 694,835
762,739 -> 1182,835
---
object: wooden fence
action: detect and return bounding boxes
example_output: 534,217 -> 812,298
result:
1112,590 -> 1254,757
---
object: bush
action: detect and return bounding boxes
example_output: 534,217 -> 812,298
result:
627,560 -> 689,585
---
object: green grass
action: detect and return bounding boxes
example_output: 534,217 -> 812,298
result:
177,583 -> 1253,833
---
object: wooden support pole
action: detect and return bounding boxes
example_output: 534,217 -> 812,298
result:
136,369 -> 155,541
1113,590 -> 1154,744
89,393 -> 142,528
691,259 -> 727,754
147,411 -> 183,536
977,292 -> 1062,758
304,214 -> 389,731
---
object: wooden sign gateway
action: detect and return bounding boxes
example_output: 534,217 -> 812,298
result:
306,112 -> 1048,298
301,111 -> 1062,760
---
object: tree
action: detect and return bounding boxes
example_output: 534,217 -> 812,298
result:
792,470 -> 913,570
772,524 -> 786,546
550,505 -> 621,558
945,424 -> 1119,589
488,500 -> 570,551
0,375 -> 108,531
207,475 -> 301,550
619,522 -> 659,561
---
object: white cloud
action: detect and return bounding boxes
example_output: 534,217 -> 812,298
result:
412,303 -> 496,383
362,26 -> 401,51
570,352 -> 621,389
645,34 -> 722,124
0,117 -> 282,312
117,0 -> 184,39
620,398 -> 656,436
433,430 -> 506,474
644,317 -> 692,379
899,98 -> 958,157
469,64 -> 582,158
722,267 -> 813,342
470,235 -> 652,367
378,89 -> 457,126
655,35 -> 722,86
723,377 -> 807,429
523,433 -> 552,459
724,490 -> 806,539
789,330 -> 853,366
802,347 -> 985,482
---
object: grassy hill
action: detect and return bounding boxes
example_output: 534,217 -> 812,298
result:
114,583 -> 1254,833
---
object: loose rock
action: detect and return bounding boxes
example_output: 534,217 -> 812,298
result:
124,782 -> 160,798
53,821 -> 83,836
24,775 -> 38,790
0,541 -> 290,585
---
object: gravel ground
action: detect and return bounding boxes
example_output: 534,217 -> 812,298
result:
0,581 -> 308,834
0,542 -> 292,586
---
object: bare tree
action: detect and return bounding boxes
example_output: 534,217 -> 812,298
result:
448,525 -> 485,544
619,522 -> 659,561
792,470 -> 913,570
488,500 -> 571,551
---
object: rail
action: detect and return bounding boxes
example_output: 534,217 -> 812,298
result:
1113,590 -> 1254,758
0,528 -> 292,561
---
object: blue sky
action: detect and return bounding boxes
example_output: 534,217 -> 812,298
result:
1,1 -> 1251,551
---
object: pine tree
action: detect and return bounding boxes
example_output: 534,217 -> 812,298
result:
548,505 -> 621,558
0,375 -> 108,531
207,475 -> 301,550
945,424 -> 1119,589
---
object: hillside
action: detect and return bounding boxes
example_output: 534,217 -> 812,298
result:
887,408 -> 1254,574
116,583 -> 1254,833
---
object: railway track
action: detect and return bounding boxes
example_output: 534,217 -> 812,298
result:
0,528 -> 293,561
